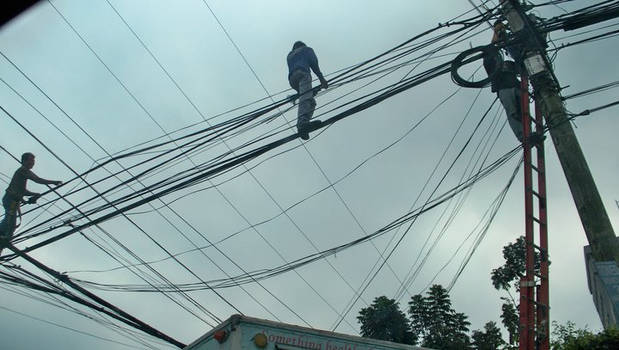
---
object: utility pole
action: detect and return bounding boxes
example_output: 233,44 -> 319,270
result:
500,0 -> 619,264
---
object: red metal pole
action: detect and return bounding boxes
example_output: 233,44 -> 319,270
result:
536,285 -> 542,349
535,99 -> 550,350
519,75 -> 535,350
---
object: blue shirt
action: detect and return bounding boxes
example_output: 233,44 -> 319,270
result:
287,46 -> 321,79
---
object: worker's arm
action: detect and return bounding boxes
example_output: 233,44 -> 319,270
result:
317,73 -> 328,90
24,171 -> 61,204
28,171 -> 62,186
308,48 -> 328,90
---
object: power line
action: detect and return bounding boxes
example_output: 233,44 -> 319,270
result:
333,24 -> 492,326
4,245 -> 186,348
200,0 -> 275,106
551,20 -> 619,41
418,103 -> 506,293
562,80 -> 619,100
63,147 -> 520,292
4,8 -> 474,238
4,17 -> 497,259
331,89 -> 499,331
0,143 -> 225,329
0,304 -> 151,350
0,64 -> 436,253
110,20 -> 493,220
447,157 -> 522,292
568,99 -> 619,118
23,1 -> 314,327
9,8 -> 492,232
0,108 -> 227,326
550,28 -> 619,51
67,88 -> 487,280
1,3 -> 520,336
45,0 -> 175,142
102,0 -> 359,328
392,91 -> 497,302
541,0 -> 619,32
196,1 -> 415,307
0,280 -> 166,349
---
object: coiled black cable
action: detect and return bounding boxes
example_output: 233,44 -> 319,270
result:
451,44 -> 501,88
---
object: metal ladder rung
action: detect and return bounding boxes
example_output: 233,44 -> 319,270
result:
532,299 -> 549,308
530,216 -> 544,225
531,190 -> 544,199
530,164 -> 545,175
533,243 -> 548,252
534,272 -> 548,279
525,188 -> 546,202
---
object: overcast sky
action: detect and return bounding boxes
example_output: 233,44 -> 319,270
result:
1,1 -> 618,349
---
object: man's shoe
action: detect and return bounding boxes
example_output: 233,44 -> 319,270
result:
0,235 -> 9,255
297,120 -> 322,141
306,120 -> 322,131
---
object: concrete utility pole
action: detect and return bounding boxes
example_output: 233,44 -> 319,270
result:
501,0 -> 619,264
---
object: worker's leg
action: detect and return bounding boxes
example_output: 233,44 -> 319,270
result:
0,196 -> 17,240
296,71 -> 315,131
498,88 -> 524,142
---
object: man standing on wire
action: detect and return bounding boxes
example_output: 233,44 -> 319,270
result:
483,20 -> 525,142
287,41 -> 328,140
0,153 -> 62,245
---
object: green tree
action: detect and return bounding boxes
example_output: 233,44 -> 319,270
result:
408,294 -> 428,340
500,299 -> 518,346
551,321 -> 619,349
471,321 -> 504,350
551,321 -> 591,349
491,236 -> 541,347
409,284 -> 471,349
357,296 -> 416,345
447,312 -> 472,349
491,237 -> 539,291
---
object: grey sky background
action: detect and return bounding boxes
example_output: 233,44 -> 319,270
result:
1,1 -> 618,349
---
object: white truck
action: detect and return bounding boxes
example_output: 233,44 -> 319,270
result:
184,314 -> 432,350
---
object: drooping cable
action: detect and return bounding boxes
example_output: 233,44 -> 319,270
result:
331,91 -> 500,331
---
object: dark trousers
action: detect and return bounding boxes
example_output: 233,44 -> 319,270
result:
0,194 -> 19,239
498,87 -> 524,142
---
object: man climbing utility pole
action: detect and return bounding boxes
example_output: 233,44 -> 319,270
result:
500,0 -> 618,264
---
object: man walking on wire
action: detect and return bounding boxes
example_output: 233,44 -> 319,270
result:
287,41 -> 328,140
0,152 -> 62,246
